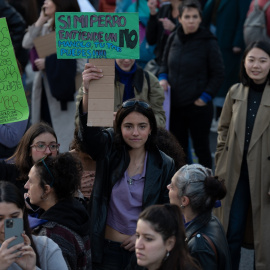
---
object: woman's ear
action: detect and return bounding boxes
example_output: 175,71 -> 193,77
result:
181,195 -> 190,207
44,184 -> 52,196
165,236 -> 176,252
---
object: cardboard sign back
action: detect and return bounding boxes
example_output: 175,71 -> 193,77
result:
33,32 -> 56,58
87,59 -> 115,127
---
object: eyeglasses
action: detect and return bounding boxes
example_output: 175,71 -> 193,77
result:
38,156 -> 55,187
122,100 -> 150,109
30,142 -> 60,152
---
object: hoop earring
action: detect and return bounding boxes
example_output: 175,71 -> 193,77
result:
180,204 -> 185,209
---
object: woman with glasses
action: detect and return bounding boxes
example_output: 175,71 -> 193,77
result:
22,0 -> 85,152
24,152 -> 91,270
79,73 -> 175,269
167,164 -> 231,270
0,181 -> 68,270
0,122 -> 59,192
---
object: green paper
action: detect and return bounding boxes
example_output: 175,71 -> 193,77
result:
55,12 -> 139,59
0,18 -> 29,124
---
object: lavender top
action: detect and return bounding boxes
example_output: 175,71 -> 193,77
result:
106,152 -> 148,235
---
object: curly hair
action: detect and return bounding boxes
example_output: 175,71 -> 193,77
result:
8,122 -> 57,181
34,153 -> 82,201
156,128 -> 186,170
114,98 -> 157,151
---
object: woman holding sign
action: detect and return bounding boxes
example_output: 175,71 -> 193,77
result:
79,64 -> 175,269
22,0 -> 85,152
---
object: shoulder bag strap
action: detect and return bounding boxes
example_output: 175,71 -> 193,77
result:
192,232 -> 218,262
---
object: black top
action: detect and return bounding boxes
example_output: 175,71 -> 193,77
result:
244,80 -> 266,153
146,4 -> 178,65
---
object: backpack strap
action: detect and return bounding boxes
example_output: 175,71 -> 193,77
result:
192,232 -> 218,262
144,70 -> 151,100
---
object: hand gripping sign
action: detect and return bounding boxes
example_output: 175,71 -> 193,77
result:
55,12 -> 139,59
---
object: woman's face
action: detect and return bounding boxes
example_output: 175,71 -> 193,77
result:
135,219 -> 173,270
116,59 -> 136,72
30,132 -> 58,163
43,0 -> 56,18
244,47 -> 270,84
168,175 -> 181,207
0,202 -> 23,244
121,111 -> 152,151
24,166 -> 44,207
179,7 -> 201,34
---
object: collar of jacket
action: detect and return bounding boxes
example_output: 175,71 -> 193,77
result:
115,64 -> 145,94
230,83 -> 270,154
231,83 -> 270,106
185,211 -> 212,241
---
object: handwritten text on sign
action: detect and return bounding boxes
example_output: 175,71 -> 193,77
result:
0,18 -> 29,124
55,12 -> 139,59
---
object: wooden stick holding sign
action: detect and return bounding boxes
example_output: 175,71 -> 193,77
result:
55,12 -> 139,127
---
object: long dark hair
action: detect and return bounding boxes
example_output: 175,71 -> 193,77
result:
50,0 -> 80,29
240,40 -> 270,86
139,204 -> 200,270
0,181 -> 40,267
114,98 -> 157,151
8,122 -> 57,181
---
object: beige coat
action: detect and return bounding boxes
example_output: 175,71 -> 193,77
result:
23,21 -> 85,152
215,83 -> 270,270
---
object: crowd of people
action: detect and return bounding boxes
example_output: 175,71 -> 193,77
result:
1,0 -> 270,269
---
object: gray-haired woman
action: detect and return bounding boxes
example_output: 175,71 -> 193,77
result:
167,164 -> 231,270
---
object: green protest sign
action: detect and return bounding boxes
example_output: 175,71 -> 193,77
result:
0,18 -> 29,124
55,12 -> 139,59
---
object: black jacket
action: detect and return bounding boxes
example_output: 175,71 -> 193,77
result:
186,212 -> 232,270
0,0 -> 28,69
146,4 -> 178,65
159,26 -> 224,108
33,198 -> 91,270
79,107 -> 175,263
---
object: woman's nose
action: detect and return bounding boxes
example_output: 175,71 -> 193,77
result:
44,146 -> 52,154
132,128 -> 139,135
24,180 -> 29,189
135,238 -> 143,249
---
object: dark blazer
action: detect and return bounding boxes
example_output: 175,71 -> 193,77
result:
146,4 -> 178,65
186,211 -> 232,270
79,106 -> 175,263
203,0 -> 252,50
